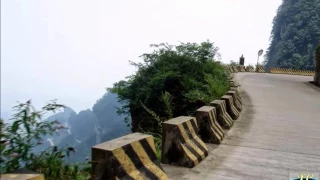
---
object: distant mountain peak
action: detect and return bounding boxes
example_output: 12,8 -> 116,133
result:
63,106 -> 76,114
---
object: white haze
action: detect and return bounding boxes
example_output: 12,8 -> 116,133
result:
1,0 -> 282,119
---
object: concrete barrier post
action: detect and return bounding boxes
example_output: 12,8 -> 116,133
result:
195,106 -> 224,144
227,90 -> 242,111
270,68 -> 274,73
92,133 -> 168,180
257,65 -> 265,73
241,65 -> 246,72
221,95 -> 240,120
209,100 -> 233,129
274,68 -> 278,74
236,65 -> 245,72
229,80 -> 236,87
236,66 -> 241,72
229,66 -> 234,73
230,87 -> 242,103
232,66 -> 238,73
161,116 -> 208,168
1,169 -> 45,180
297,70 -> 302,76
224,66 -> 230,74
247,66 -> 255,72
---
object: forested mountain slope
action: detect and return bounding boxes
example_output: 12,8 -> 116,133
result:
265,0 -> 320,70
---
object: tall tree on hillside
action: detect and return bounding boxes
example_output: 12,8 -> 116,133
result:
265,0 -> 320,70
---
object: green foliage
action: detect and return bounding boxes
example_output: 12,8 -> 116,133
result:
265,0 -> 320,70
153,136 -> 162,161
0,100 -> 65,173
316,44 -> 320,60
0,101 -> 90,179
26,147 -> 90,180
109,40 -> 230,135
138,91 -> 174,161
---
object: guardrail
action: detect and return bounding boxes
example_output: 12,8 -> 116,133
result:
224,65 -> 315,76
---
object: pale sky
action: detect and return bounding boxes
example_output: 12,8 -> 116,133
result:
1,0 -> 282,119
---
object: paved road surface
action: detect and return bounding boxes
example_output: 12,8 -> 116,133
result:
163,73 -> 320,180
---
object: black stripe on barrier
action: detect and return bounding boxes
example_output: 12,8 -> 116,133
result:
185,121 -> 209,157
220,101 -> 233,125
228,92 -> 241,110
224,103 -> 234,122
183,139 -> 202,164
212,102 -> 229,129
176,126 -> 200,167
209,110 -> 224,139
207,110 -> 221,139
101,155 -> 135,180
226,97 -> 238,114
139,138 -> 165,172
122,144 -> 158,180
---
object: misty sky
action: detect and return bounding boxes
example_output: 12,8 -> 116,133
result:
1,0 -> 282,119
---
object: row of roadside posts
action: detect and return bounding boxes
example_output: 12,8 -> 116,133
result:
90,83 -> 243,180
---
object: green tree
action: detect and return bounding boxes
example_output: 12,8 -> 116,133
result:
109,40 -> 230,134
265,0 -> 320,70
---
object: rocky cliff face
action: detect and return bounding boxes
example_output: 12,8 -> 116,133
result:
33,93 -> 131,163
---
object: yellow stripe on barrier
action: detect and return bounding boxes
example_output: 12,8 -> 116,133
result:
1,173 -> 45,180
245,66 -> 255,72
221,95 -> 239,120
209,109 -> 224,138
227,90 -> 242,112
257,65 -> 265,73
113,147 -> 144,180
177,122 -> 201,160
210,100 -> 233,129
130,140 -> 168,179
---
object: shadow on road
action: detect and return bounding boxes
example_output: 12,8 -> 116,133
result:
306,81 -> 320,92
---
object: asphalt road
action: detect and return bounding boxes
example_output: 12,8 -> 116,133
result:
163,73 -> 320,180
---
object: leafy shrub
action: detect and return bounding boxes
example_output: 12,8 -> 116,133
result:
0,100 -> 90,179
26,146 -> 90,180
109,40 -> 230,135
